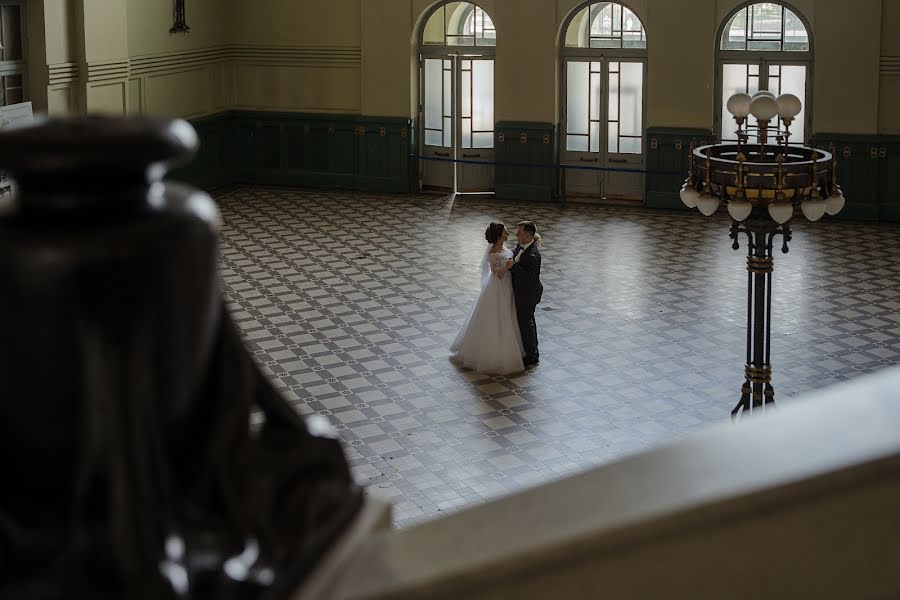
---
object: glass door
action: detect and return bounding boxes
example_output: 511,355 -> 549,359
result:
420,54 -> 495,193
563,58 -> 645,201
604,60 -> 644,198
421,56 -> 454,191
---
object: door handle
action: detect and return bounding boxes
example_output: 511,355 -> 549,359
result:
579,157 -> 599,162
462,153 -> 481,158
434,152 -> 450,157
608,158 -> 628,163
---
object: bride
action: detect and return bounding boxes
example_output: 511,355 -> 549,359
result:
450,223 -> 525,375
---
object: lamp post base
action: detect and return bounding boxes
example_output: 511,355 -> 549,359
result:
732,364 -> 775,417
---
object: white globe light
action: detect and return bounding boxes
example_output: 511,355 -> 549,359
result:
726,93 -> 752,119
750,95 -> 779,122
768,202 -> 794,224
727,200 -> 753,222
752,90 -> 776,100
801,199 -> 827,222
680,184 -> 700,209
824,192 -> 845,216
776,94 -> 802,120
696,194 -> 720,216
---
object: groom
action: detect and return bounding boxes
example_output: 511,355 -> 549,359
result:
507,220 -> 543,367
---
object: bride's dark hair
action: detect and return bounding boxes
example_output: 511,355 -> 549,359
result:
485,223 -> 505,244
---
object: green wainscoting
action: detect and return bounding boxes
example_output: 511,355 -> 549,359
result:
170,111 -> 413,194
644,127 -> 713,211
495,122 -> 557,202
878,135 -> 900,222
813,134 -> 881,221
170,112 -> 236,191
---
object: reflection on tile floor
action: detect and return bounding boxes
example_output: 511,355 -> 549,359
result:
217,186 -> 900,528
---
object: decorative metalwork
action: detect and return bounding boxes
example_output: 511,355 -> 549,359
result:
682,91 -> 845,417
170,0 -> 190,34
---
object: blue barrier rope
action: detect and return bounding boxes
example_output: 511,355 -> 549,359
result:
410,153 -> 685,176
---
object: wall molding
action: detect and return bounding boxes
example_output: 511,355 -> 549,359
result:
882,56 -> 900,77
130,47 -> 230,77
231,45 -> 361,68
45,45 -> 363,92
47,62 -> 79,86
127,45 -> 362,76
86,59 -> 131,83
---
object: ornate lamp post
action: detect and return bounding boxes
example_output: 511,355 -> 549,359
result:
681,92 -> 846,417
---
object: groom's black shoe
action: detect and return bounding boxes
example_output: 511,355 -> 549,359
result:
524,355 -> 539,367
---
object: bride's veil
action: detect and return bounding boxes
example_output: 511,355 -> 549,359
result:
478,243 -> 493,288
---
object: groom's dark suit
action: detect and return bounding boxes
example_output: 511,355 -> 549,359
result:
510,241 -> 543,363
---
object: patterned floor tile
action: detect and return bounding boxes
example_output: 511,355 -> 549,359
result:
216,186 -> 900,527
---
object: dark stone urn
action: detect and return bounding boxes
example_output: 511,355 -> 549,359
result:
0,116 -> 362,599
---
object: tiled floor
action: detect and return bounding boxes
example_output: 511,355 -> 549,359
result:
217,186 -> 900,528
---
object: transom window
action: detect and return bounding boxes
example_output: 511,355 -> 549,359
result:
0,0 -> 26,107
423,2 -> 496,48
565,2 -> 646,50
721,2 -> 809,52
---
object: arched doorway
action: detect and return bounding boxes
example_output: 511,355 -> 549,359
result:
716,2 -> 813,144
560,2 -> 647,202
418,2 -> 496,193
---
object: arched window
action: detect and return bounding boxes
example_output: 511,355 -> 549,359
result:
419,2 -> 496,193
717,2 -> 812,144
560,2 -> 647,201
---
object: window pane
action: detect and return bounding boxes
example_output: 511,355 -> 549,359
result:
443,68 -> 452,115
779,65 -> 807,143
423,59 -> 442,130
422,6 -> 445,45
474,7 -> 496,47
590,121 -> 601,153
471,60 -> 493,131
1,5 -> 23,61
6,87 -> 21,105
620,137 -> 641,154
443,116 -> 452,147
721,63 -> 748,141
566,62 -> 589,136
607,122 -> 618,153
567,135 -> 588,152
4,73 -> 23,106
473,132 -> 493,148
461,68 -> 472,118
589,72 -> 602,121
722,8 -> 747,50
608,69 -> 619,122
783,9 -> 809,51
425,130 -> 442,147
462,118 -> 472,148
618,62 -> 643,139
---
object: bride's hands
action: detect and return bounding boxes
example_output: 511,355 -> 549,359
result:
506,260 -> 514,270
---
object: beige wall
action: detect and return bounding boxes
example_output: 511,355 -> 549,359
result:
227,0 -> 363,114
22,0 -> 893,135
125,0 -> 230,118
879,1 -> 900,134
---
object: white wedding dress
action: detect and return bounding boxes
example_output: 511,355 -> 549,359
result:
450,245 -> 525,375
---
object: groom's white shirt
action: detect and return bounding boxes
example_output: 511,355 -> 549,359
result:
514,240 -> 533,263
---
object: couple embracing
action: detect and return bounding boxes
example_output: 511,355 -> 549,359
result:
450,221 -> 543,375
